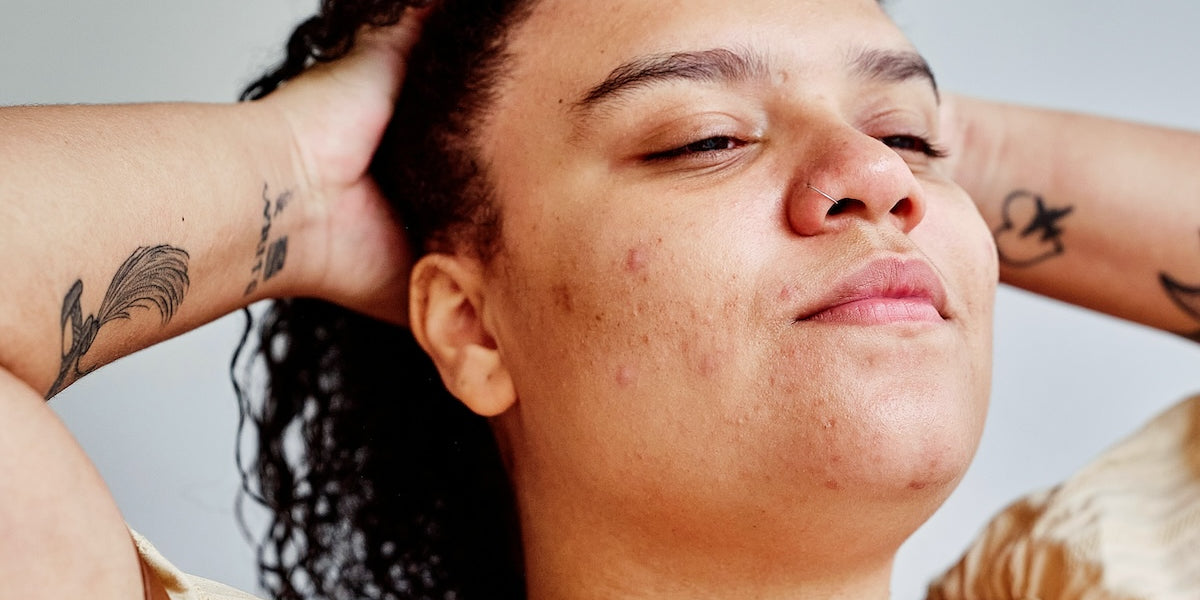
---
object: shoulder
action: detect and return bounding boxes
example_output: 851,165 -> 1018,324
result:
132,530 -> 264,600
928,394 -> 1200,600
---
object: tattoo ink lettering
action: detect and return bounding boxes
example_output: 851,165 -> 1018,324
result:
244,183 -> 292,296
993,190 -> 1075,268
49,245 -> 190,397
1160,230 -> 1200,342
264,237 -> 288,281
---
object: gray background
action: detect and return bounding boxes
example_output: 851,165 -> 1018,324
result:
3,1 -> 1198,597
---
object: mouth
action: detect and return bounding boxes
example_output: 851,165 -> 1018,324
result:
795,257 -> 949,326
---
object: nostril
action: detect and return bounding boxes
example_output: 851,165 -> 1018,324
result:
890,197 -> 913,215
827,197 -> 863,217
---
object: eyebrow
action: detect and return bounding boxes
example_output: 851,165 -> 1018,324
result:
574,48 -> 769,112
572,46 -> 938,115
849,47 -> 939,99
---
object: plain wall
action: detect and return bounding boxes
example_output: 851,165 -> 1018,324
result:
2,1 -> 1198,597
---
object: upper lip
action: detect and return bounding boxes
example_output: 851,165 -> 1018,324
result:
795,257 -> 949,321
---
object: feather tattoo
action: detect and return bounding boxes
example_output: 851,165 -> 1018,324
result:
48,245 -> 190,397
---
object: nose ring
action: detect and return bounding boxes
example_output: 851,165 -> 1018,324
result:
807,184 -> 841,207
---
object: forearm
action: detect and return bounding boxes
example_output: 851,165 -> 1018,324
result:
0,369 -> 142,598
950,97 -> 1200,340
0,101 -> 318,396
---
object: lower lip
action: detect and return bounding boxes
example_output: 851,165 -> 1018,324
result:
803,298 -> 944,325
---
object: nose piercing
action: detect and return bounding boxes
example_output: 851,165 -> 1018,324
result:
807,184 -> 841,207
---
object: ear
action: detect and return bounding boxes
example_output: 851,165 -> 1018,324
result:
409,253 -> 516,417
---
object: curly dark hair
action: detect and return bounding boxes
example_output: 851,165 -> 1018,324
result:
235,1 -> 536,598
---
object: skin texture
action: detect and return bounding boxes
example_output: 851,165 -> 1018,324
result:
410,0 -> 998,598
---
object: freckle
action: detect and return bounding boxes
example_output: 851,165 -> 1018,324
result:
824,479 -> 841,491
615,365 -> 637,387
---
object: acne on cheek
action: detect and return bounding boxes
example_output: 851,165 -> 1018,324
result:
615,364 -> 638,387
551,283 -> 575,314
622,237 -> 664,279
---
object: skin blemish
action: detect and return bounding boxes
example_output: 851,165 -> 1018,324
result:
824,479 -> 841,491
552,283 -> 575,313
624,244 -> 650,273
908,481 -> 929,491
615,365 -> 638,387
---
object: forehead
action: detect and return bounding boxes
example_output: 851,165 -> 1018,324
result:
500,0 -> 916,104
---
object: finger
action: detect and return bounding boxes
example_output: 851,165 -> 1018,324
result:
346,5 -> 433,102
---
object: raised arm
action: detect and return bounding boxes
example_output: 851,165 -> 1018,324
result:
0,14 -> 422,598
944,95 -> 1200,342
0,25 -> 415,400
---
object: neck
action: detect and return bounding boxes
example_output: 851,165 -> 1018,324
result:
518,500 -> 896,600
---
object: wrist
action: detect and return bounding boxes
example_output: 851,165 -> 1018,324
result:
225,98 -> 328,303
942,95 -> 1009,206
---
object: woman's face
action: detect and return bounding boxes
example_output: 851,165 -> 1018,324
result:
473,0 -> 997,559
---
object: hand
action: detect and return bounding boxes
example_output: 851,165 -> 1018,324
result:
266,8 -> 429,325
937,93 -> 1002,203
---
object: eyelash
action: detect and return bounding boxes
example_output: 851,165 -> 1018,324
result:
644,133 -> 948,162
879,134 -> 949,159
645,136 -> 745,161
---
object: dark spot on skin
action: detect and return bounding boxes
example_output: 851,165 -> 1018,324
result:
908,481 -> 928,491
552,283 -> 575,313
824,479 -> 841,491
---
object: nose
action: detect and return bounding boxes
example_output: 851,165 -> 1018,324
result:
785,127 -> 927,237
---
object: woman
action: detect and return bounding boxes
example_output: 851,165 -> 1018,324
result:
1,1 -> 1197,599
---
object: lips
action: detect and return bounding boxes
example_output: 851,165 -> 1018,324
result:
795,257 -> 948,325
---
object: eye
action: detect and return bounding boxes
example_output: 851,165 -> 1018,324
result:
645,136 -> 746,161
879,134 -> 948,159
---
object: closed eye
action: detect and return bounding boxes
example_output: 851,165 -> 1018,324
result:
880,134 -> 948,159
645,136 -> 746,161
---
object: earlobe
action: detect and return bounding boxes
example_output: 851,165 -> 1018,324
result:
410,254 -> 516,417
